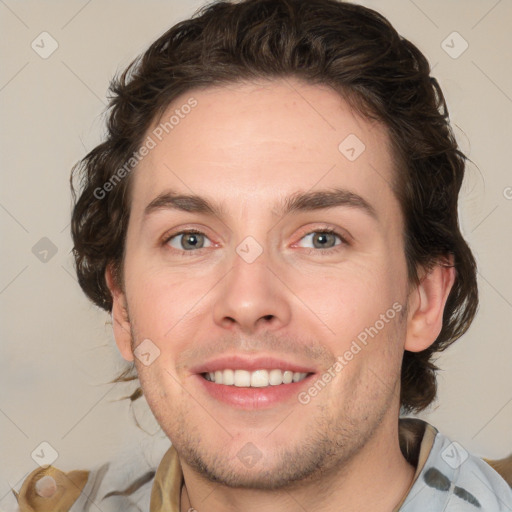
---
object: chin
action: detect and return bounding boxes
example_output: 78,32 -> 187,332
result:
179,435 -> 341,491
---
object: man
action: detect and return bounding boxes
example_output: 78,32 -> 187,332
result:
13,0 -> 512,510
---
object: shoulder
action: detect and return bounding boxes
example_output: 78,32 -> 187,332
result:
402,428 -> 512,511
9,438 -> 170,512
11,465 -> 90,512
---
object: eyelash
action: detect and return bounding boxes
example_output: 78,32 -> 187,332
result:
162,227 -> 349,256
162,229 -> 210,257
295,228 -> 349,255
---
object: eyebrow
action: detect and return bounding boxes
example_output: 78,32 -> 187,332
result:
143,187 -> 377,221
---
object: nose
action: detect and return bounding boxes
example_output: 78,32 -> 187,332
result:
212,247 -> 292,334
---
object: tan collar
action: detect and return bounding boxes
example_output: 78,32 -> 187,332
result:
150,443 -> 183,512
150,419 -> 438,512
392,421 -> 438,511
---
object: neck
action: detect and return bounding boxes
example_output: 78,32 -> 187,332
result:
179,418 -> 416,512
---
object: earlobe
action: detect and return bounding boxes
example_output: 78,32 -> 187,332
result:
404,259 -> 455,353
105,264 -> 134,362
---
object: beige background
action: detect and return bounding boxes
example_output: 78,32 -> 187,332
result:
1,0 -> 511,505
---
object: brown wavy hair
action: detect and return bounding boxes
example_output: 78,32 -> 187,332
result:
70,0 -> 478,414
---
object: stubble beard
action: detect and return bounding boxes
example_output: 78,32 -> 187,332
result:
127,302 -> 406,491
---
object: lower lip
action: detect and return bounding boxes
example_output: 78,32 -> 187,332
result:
196,374 -> 314,410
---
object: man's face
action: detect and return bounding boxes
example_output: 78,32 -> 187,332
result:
117,79 -> 412,488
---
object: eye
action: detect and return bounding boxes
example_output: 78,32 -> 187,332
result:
296,229 -> 346,251
165,230 -> 212,251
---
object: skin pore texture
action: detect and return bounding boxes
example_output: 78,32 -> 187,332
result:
106,79 -> 455,512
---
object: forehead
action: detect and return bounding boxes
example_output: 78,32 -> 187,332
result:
129,79 -> 400,225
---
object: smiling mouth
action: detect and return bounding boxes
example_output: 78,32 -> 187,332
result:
201,369 -> 313,387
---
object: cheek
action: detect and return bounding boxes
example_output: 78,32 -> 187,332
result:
292,262 -> 403,342
135,352 -> 188,412
136,366 -> 177,429
124,261 -> 212,338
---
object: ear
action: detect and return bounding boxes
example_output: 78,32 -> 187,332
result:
105,264 -> 134,362
405,258 -> 456,352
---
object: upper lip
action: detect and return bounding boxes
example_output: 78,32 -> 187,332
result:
190,355 -> 317,374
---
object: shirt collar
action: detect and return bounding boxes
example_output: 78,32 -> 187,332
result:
150,419 -> 438,512
150,443 -> 183,512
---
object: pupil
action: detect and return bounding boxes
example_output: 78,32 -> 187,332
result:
184,234 -> 202,249
315,233 -> 332,248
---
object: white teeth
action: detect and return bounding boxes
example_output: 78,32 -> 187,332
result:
250,370 -> 268,388
282,371 -> 293,384
234,369 -> 251,387
223,369 -> 234,385
203,369 -> 309,387
268,369 -> 283,385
